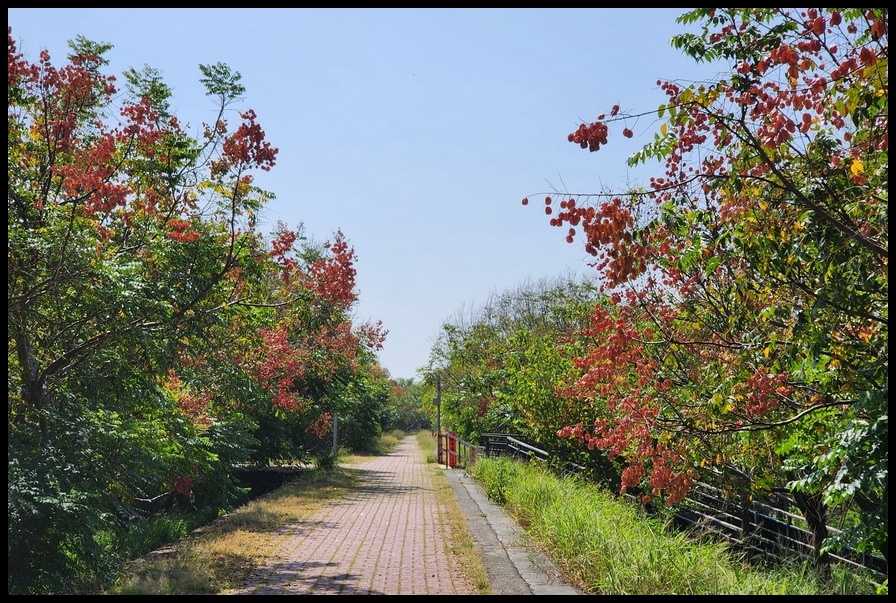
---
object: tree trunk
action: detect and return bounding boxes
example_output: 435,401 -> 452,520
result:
791,489 -> 830,580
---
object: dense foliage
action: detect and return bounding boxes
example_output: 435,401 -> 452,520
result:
430,8 -> 887,573
8,28 -> 400,594
8,7 -> 887,593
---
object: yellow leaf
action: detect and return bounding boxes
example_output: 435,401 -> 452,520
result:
660,123 -> 668,136
850,160 -> 864,177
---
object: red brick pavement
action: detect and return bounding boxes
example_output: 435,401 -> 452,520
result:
223,435 -> 480,595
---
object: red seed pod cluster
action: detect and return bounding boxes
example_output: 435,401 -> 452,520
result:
568,120 -> 609,151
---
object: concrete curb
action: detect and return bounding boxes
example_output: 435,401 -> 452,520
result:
443,466 -> 583,595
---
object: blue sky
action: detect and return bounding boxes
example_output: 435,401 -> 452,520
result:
8,8 -> 719,382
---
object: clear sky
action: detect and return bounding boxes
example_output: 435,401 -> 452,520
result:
8,8 -> 718,382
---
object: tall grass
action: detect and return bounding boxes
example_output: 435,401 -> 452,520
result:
467,456 -> 885,595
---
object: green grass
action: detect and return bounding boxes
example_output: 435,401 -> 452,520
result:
467,456 -> 887,596
97,434 -> 886,596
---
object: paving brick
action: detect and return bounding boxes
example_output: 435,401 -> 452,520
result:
224,435 -> 479,595
224,434 -> 583,596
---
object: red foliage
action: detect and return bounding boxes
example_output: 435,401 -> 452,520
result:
251,327 -> 309,412
268,223 -> 300,271
164,370 -> 212,426
212,109 -> 278,177
307,230 -> 358,310
534,8 -> 887,506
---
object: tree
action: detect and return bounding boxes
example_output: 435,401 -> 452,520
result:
8,28 -> 277,592
527,9 -> 886,563
428,276 -> 606,447
8,28 -> 388,593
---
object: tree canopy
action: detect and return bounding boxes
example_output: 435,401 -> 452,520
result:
432,8 -> 887,567
8,26 -> 395,594
540,7 -> 887,564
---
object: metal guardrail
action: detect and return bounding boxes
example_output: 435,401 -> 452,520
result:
437,430 -> 479,469
445,431 -> 887,582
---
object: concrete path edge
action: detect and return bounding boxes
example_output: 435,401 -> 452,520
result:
443,466 -> 583,595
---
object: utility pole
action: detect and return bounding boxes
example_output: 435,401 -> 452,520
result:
435,374 -> 442,467
332,412 -> 338,455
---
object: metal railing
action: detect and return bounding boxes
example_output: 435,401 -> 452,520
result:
437,430 -> 479,469
447,431 -> 888,582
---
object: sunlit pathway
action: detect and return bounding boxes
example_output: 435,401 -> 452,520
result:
223,436 -> 478,595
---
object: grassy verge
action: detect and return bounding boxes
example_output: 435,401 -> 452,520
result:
417,430 -> 491,594
468,455 -> 886,595
107,466 -> 361,594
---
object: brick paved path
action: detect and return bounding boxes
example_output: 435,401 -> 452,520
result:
223,435 -> 479,595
